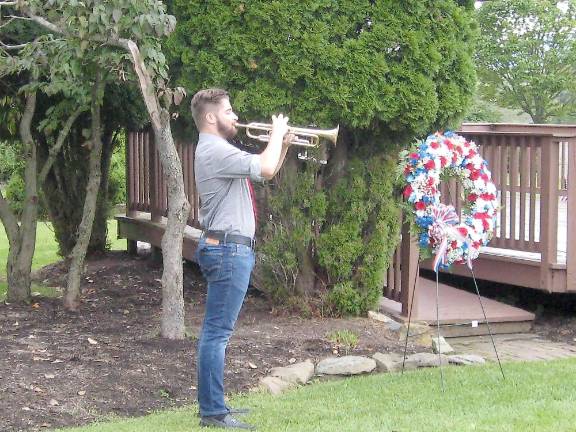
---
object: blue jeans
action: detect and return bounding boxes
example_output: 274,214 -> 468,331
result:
195,237 -> 255,417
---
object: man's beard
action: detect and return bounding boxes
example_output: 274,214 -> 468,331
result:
216,118 -> 237,140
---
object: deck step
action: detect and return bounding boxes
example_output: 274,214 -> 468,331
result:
380,276 -> 535,337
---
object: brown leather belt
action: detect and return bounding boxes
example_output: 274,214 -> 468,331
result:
203,231 -> 255,249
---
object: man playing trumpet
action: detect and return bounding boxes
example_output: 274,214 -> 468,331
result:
191,88 -> 292,430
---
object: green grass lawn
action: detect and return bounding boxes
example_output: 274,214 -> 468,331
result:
56,358 -> 576,432
0,220 -> 126,298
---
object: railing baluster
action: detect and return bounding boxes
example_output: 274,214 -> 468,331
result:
127,131 -> 136,217
500,135 -> 509,244
509,137 -> 519,244
400,218 -> 419,316
519,138 -> 528,249
529,136 -> 538,250
143,131 -> 150,212
566,138 -> 576,292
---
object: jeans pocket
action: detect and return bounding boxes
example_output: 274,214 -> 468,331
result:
198,247 -> 224,282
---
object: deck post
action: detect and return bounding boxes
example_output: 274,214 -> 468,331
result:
149,132 -> 162,223
126,131 -> 137,218
566,137 -> 576,292
539,136 -> 559,292
400,216 -> 420,316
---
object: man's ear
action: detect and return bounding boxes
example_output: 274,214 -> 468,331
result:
205,111 -> 216,125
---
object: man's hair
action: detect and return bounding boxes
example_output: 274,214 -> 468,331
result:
190,88 -> 230,128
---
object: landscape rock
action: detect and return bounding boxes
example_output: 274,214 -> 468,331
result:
432,336 -> 454,354
372,352 -> 404,373
316,356 -> 376,376
398,322 -> 432,346
403,352 -> 449,369
368,311 -> 395,323
258,376 -> 294,395
368,311 -> 403,331
448,354 -> 486,365
384,320 -> 403,332
270,360 -> 315,385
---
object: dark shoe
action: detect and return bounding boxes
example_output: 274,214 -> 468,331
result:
199,414 -> 255,430
227,406 -> 250,415
196,407 -> 250,417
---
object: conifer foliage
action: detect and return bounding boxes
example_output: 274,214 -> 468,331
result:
167,0 -> 477,315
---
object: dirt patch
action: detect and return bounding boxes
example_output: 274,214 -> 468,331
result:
0,252 -> 407,432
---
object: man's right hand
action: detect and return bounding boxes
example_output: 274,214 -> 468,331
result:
271,114 -> 290,140
260,114 -> 290,179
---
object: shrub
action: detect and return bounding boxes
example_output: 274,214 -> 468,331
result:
168,1 -> 477,316
0,141 -> 23,183
4,170 -> 48,220
326,329 -> 359,354
108,139 -> 126,207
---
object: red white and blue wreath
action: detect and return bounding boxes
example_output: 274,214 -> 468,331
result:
398,131 -> 499,271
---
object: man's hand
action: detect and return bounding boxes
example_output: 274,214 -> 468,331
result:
282,133 -> 295,147
260,113 -> 291,179
271,114 -> 289,139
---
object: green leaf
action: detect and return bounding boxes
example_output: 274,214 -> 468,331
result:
112,8 -> 122,23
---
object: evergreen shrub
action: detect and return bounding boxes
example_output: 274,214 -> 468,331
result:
0,141 -> 22,183
167,0 -> 477,315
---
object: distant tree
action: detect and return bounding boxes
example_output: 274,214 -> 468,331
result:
463,98 -> 503,123
476,0 -> 576,123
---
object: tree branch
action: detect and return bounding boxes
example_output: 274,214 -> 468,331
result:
28,14 -> 62,35
0,17 -> 15,29
38,106 -> 84,184
0,40 -> 28,50
0,189 -> 19,247
23,12 -> 162,129
19,87 -> 36,150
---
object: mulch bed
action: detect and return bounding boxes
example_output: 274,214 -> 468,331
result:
0,252 -> 407,432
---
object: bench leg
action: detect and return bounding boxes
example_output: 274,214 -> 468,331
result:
127,240 -> 138,256
151,246 -> 163,264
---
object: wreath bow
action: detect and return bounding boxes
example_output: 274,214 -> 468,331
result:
429,204 -> 461,271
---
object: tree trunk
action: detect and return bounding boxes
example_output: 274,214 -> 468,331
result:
89,130 -> 115,253
124,39 -> 190,339
154,113 -> 190,339
296,243 -> 316,297
64,74 -> 104,311
2,91 -> 38,303
324,127 -> 349,190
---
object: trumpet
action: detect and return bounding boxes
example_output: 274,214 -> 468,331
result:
235,122 -> 339,148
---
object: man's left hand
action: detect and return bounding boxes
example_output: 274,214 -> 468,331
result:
282,133 -> 295,147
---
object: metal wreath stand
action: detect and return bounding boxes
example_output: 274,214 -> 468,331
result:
398,132 -> 506,390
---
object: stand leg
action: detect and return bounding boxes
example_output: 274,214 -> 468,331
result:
470,267 -> 506,380
402,264 -> 420,375
435,271 -> 445,392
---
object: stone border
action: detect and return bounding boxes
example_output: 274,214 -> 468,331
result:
257,352 -> 486,395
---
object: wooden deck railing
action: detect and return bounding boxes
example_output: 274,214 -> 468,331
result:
385,124 -> 576,317
126,130 -> 201,228
126,124 -> 576,318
